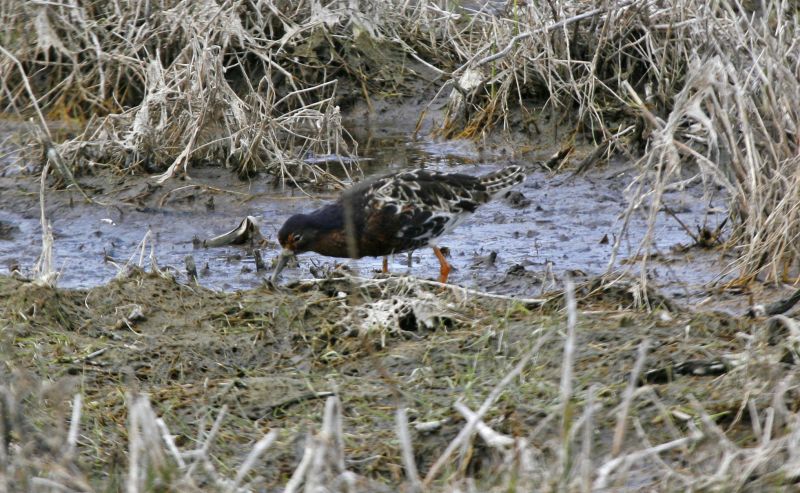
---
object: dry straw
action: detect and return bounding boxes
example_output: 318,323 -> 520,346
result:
2,1 -> 367,185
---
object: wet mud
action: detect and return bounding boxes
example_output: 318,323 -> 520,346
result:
0,121 -> 740,310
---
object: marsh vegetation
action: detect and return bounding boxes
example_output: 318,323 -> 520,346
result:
1,0 -> 800,491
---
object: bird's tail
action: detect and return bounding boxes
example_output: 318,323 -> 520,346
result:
480,165 -> 525,195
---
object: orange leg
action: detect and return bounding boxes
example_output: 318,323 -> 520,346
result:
382,256 -> 389,274
432,246 -> 451,283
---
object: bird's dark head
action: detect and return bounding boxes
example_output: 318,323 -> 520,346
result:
277,213 -> 320,254
273,205 -> 345,283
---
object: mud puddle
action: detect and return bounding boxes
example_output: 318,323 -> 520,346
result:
0,124 -> 734,307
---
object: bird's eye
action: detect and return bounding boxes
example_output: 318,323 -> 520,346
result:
294,234 -> 303,242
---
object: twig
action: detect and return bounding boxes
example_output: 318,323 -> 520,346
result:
156,418 -> 186,469
0,45 -> 50,137
453,402 -> 515,448
127,396 -> 143,493
456,0 -> 640,73
186,405 -> 228,477
395,408 -> 423,491
284,435 -> 314,493
423,328 -> 554,486
33,160 -> 56,287
594,429 -> 702,489
42,134 -> 95,205
65,394 -> 82,457
580,385 -> 598,493
228,429 -> 280,492
611,339 -> 649,457
558,280 -> 578,483
662,204 -> 700,244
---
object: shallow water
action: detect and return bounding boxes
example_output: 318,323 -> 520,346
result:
0,126 -> 728,302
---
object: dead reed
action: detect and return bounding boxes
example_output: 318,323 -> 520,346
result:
616,2 -> 800,284
1,0 -> 371,184
421,0 -> 800,282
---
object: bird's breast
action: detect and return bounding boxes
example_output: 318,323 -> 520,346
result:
308,229 -> 357,258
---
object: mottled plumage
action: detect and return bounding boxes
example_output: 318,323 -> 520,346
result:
272,166 -> 525,283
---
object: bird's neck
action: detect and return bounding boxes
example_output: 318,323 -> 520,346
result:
306,203 -> 346,231
304,203 -> 364,258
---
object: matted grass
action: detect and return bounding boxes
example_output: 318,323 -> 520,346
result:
2,270 -> 798,491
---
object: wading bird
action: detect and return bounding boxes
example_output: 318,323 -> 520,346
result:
271,166 -> 525,283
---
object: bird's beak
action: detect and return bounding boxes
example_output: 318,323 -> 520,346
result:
271,248 -> 294,283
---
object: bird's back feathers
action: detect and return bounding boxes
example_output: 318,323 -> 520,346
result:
479,165 -> 525,195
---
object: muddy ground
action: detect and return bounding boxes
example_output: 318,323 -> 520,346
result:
0,269 -> 767,487
0,108 -> 745,304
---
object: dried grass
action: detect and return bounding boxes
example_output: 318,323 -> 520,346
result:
1,0 -> 380,184
2,1 -> 800,490
615,1 -> 800,284
3,273 -> 800,492
422,0 -> 800,282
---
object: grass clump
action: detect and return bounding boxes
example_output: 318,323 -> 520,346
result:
617,2 -> 800,284
2,1 -> 405,183
417,0 -> 800,282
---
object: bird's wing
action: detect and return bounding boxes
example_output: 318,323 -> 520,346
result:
368,169 -> 489,214
360,170 -> 488,247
